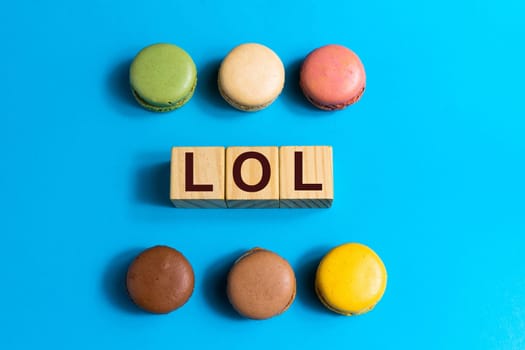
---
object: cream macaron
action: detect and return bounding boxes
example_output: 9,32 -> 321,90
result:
218,43 -> 285,111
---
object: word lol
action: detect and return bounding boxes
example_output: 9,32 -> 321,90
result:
170,146 -> 333,208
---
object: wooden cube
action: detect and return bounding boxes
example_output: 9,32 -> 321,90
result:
170,147 -> 226,208
279,146 -> 333,208
225,146 -> 280,208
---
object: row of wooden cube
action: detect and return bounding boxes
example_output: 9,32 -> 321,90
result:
170,146 -> 333,208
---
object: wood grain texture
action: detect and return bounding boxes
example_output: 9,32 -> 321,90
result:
225,146 -> 279,208
170,147 -> 226,208
279,146 -> 333,208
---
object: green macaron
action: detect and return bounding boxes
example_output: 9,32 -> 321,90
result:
129,43 -> 197,112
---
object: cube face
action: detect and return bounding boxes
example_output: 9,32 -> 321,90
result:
170,147 -> 226,208
225,147 -> 280,208
279,146 -> 333,208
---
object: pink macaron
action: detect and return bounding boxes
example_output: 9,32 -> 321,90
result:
300,44 -> 366,111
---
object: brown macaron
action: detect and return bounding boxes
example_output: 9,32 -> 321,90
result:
126,245 -> 194,314
227,248 -> 296,319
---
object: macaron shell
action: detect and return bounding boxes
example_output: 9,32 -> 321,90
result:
130,43 -> 197,109
300,44 -> 366,109
315,243 -> 387,315
227,248 -> 296,319
218,43 -> 285,110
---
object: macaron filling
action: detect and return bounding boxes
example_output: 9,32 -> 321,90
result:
131,78 -> 196,112
303,85 -> 365,111
315,285 -> 376,316
217,82 -> 273,112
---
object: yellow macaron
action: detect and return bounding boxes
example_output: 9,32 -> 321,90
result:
315,243 -> 387,315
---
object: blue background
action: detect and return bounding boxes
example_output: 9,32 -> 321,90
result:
1,0 -> 524,349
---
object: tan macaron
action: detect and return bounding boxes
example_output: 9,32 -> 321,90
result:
227,248 -> 296,319
218,43 -> 285,111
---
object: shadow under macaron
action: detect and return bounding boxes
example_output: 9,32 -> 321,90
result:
294,245 -> 334,314
102,248 -> 149,315
107,58 -> 147,116
202,249 -> 246,320
195,58 -> 238,114
281,58 -> 326,114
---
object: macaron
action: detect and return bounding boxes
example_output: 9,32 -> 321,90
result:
218,43 -> 285,111
129,43 -> 197,112
126,245 -> 194,313
227,248 -> 296,319
300,44 -> 366,111
315,243 -> 387,315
